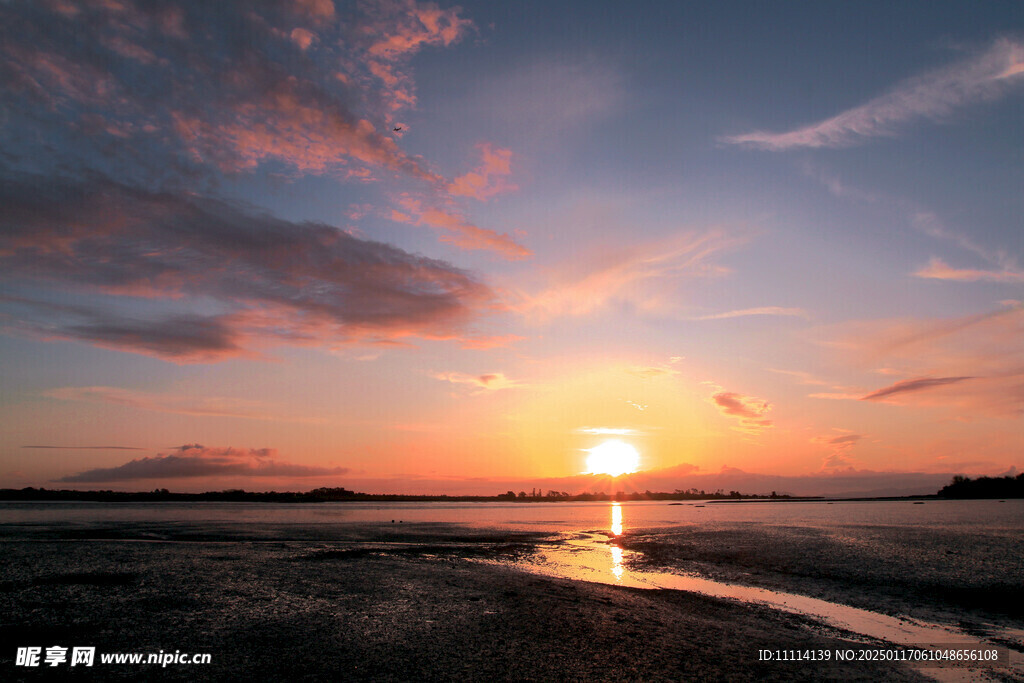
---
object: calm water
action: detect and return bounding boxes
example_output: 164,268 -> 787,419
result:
0,498 -> 1021,535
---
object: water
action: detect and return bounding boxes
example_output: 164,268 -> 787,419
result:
1,498 -> 1020,533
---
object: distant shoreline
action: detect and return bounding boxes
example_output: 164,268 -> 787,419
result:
0,487 -> 814,503
2,473 -> 1020,502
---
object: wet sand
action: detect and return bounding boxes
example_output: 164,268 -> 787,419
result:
615,522 -> 1024,634
1,530 -> 931,682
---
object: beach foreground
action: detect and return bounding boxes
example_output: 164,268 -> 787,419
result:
0,530 -> 934,682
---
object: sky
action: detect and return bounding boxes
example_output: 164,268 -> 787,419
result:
0,0 -> 1021,497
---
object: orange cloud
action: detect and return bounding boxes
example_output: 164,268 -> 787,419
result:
448,144 -> 518,201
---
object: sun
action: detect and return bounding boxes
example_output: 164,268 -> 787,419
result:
585,440 -> 641,477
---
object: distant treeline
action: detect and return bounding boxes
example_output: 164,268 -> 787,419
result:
937,474 -> 1024,499
4,477 -> 1019,502
0,486 -> 799,503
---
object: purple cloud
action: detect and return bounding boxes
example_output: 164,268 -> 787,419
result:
56,445 -> 349,482
861,376 -> 973,401
0,175 -> 495,361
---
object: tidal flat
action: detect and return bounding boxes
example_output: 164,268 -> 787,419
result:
0,529 -> 934,682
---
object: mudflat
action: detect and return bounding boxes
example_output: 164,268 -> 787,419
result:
0,530 -> 928,681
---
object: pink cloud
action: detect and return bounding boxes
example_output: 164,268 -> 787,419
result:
394,196 -> 531,259
690,306 -> 809,321
2,1 -> 462,181
448,144 -> 518,201
291,0 -> 335,20
812,431 -> 864,470
365,0 -> 472,59
914,257 -> 1024,283
429,371 -> 524,392
711,391 -> 773,433
290,28 -> 316,51
515,230 -> 742,320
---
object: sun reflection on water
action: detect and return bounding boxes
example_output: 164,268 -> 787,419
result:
610,502 -> 623,536
610,545 -> 624,580
610,503 -> 624,581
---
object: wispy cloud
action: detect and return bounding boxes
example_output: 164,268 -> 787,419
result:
812,431 -> 863,470
515,230 -> 742,321
575,427 -> 642,436
43,386 -> 320,423
392,195 -> 531,259
813,302 -> 1024,416
861,376 -> 974,401
767,368 -> 828,386
625,363 -> 680,379
914,257 -> 1024,283
723,38 -> 1024,150
690,307 -> 808,321
23,445 -> 145,450
429,371 -> 524,392
56,444 -> 349,482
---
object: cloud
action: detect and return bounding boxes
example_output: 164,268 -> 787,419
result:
690,307 -> 809,321
516,229 -> 742,321
711,391 -> 773,432
429,371 -> 523,392
448,144 -> 518,201
812,303 -> 1024,416
912,212 -> 1019,272
625,364 -> 680,379
861,376 -> 974,401
575,427 -> 641,436
723,38 -> 1024,150
914,257 -> 1024,283
0,1 -> 467,181
766,368 -> 828,386
0,175 -> 494,361
364,0 -> 472,59
56,444 -> 349,482
393,196 -> 531,259
23,445 -> 145,450
0,1 -> 531,261
811,431 -> 863,470
44,386 -> 320,422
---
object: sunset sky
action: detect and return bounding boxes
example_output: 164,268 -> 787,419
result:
1,1 -> 1021,496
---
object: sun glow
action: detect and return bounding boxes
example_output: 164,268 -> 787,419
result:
585,440 -> 640,477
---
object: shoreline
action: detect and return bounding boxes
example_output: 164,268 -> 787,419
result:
2,536 -> 932,682
3,521 -> 1022,680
